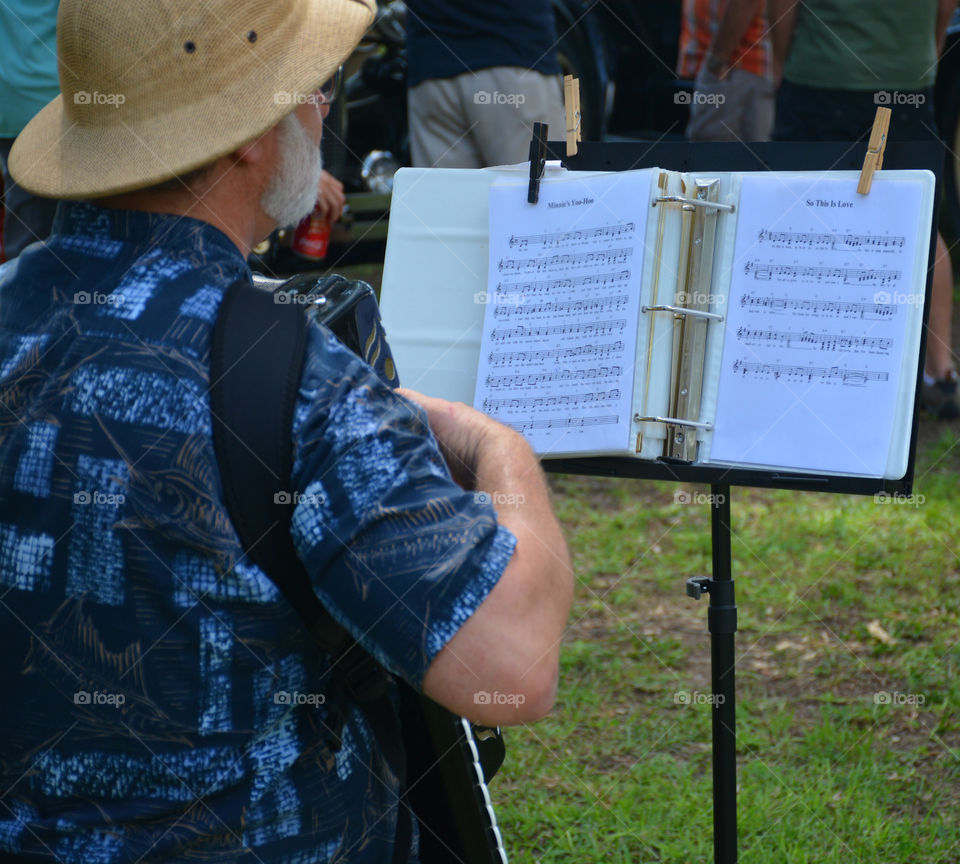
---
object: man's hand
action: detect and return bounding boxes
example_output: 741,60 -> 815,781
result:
398,387 -> 574,725
314,169 -> 346,223
397,387 -> 521,489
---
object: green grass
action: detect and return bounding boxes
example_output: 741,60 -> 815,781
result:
490,424 -> 960,862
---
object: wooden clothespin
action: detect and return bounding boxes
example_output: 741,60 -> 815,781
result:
564,74 -> 582,157
527,121 -> 548,204
857,106 -> 891,195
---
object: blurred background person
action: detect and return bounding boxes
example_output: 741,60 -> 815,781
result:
0,0 -> 60,261
678,0 -> 775,141
405,0 -> 566,168
770,0 -> 959,419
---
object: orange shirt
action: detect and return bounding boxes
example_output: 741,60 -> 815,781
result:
677,0 -> 772,79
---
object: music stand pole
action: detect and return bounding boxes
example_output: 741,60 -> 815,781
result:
687,483 -> 738,864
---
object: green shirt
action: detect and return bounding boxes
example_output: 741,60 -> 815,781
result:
0,1 -> 60,138
784,0 -> 939,91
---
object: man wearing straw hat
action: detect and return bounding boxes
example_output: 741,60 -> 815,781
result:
0,0 -> 573,860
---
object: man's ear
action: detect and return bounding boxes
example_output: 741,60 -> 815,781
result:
234,126 -> 278,167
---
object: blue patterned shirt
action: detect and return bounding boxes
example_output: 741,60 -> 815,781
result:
0,202 -> 515,862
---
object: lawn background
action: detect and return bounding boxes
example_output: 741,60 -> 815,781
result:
335,261 -> 960,862
489,427 -> 960,863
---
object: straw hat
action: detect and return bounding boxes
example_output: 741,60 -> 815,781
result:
10,0 -> 375,199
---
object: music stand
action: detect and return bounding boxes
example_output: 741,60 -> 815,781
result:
536,139 -> 944,864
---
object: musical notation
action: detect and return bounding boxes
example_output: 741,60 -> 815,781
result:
743,261 -> 900,286
493,293 -> 629,320
495,269 -> 631,296
483,389 -> 621,413
489,319 -> 627,341
498,247 -> 633,272
485,366 -> 623,389
509,223 -> 636,249
736,326 -> 893,353
711,173 -> 925,476
505,414 -> 619,434
757,229 -> 905,251
740,293 -> 894,320
479,176 -> 645,453
732,359 -> 889,386
487,340 -> 625,367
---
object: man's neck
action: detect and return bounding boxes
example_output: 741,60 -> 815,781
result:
95,163 -> 272,259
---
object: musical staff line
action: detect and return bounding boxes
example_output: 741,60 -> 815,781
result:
485,366 -> 623,389
509,223 -> 636,249
743,261 -> 900,286
496,269 -> 631,295
732,359 -> 889,386
757,229 -> 905,251
483,389 -> 621,412
493,293 -> 629,320
487,340 -> 625,366
740,293 -> 895,320
736,326 -> 893,353
499,247 -> 633,272
489,319 -> 627,341
504,414 -> 620,434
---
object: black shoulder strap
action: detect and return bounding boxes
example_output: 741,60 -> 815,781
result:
210,278 -> 311,601
210,278 -> 410,860
210,278 -> 386,683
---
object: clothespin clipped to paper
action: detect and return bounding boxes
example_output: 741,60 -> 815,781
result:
564,74 -> 582,157
857,106 -> 891,194
527,121 -> 548,204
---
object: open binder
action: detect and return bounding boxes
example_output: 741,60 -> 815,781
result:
380,162 -> 935,483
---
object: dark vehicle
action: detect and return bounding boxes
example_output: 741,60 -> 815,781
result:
257,0 -> 686,272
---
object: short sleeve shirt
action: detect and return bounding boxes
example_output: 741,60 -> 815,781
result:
0,0 -> 60,137
0,201 -> 515,862
677,0 -> 772,80
783,0 -> 939,91
406,0 -> 562,87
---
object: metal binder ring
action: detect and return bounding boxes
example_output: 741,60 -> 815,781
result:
652,195 -> 735,212
633,414 -> 713,431
642,304 -> 724,321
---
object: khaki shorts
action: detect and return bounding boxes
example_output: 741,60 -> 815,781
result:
686,66 -> 775,143
408,67 -> 566,168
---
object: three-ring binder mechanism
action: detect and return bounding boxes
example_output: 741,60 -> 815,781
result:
637,177 -> 734,461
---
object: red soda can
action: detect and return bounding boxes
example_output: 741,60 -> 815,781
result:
291,204 -> 331,260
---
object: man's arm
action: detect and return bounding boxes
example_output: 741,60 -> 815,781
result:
400,389 -> 574,727
706,0 -> 764,77
768,0 -> 800,87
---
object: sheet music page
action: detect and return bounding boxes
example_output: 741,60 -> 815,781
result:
474,171 -> 651,455
710,175 -> 924,475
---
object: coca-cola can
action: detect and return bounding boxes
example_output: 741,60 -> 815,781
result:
291,205 -> 331,260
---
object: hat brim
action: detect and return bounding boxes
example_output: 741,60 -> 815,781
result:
10,0 -> 373,199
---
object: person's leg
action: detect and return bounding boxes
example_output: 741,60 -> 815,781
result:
407,77 -> 483,169
687,67 -> 773,143
920,233 -> 958,418
926,233 -> 954,379
464,67 -> 565,167
686,68 -> 740,142
738,69 -> 775,143
0,137 -> 59,258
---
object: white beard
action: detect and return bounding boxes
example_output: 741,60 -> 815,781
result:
260,112 -> 324,227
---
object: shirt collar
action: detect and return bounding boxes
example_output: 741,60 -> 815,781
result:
51,200 -> 249,271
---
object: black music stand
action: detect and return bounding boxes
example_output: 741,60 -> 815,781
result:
537,139 -> 943,864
